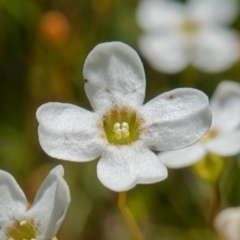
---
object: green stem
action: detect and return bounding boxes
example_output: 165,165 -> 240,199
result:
118,191 -> 144,240
209,182 -> 221,226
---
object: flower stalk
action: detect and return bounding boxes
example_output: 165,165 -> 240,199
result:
118,192 -> 144,240
209,182 -> 221,225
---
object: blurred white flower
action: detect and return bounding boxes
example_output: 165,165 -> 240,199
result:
36,42 -> 212,192
0,165 -> 70,240
214,207 -> 240,240
136,0 -> 240,73
158,81 -> 240,168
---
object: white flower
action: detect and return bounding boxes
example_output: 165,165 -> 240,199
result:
158,81 -> 240,168
36,42 -> 212,192
0,165 -> 70,240
214,207 -> 240,240
136,0 -> 240,73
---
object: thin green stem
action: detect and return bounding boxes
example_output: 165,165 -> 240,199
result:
209,182 -> 221,226
118,191 -> 144,240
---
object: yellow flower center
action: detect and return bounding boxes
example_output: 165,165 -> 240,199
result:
6,219 -> 37,240
180,19 -> 199,35
102,107 -> 144,145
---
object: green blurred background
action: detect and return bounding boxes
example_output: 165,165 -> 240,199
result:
1,0 -> 240,239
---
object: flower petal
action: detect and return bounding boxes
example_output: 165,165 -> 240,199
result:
0,170 -> 27,239
97,141 -> 168,192
37,102 -> 106,162
206,131 -> 240,156
139,33 -> 188,73
210,81 -> 240,132
214,207 -> 240,240
192,28 -> 239,73
140,88 -> 212,151
83,42 -> 146,111
136,0 -> 184,31
189,0 -> 238,25
26,165 -> 70,240
158,143 -> 207,168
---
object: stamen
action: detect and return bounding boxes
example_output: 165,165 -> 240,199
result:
113,122 -> 121,131
113,122 -> 130,140
122,122 -> 129,130
115,129 -> 122,140
122,128 -> 129,139
20,221 -> 27,226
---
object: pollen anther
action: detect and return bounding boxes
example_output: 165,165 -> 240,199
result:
113,122 -> 130,140
122,122 -> 129,130
20,220 -> 27,226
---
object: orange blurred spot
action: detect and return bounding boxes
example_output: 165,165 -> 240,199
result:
40,11 -> 70,45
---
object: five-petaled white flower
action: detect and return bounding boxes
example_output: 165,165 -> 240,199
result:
0,165 -> 70,240
36,42 -> 212,192
136,0 -> 240,73
214,207 -> 240,240
159,81 -> 240,168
